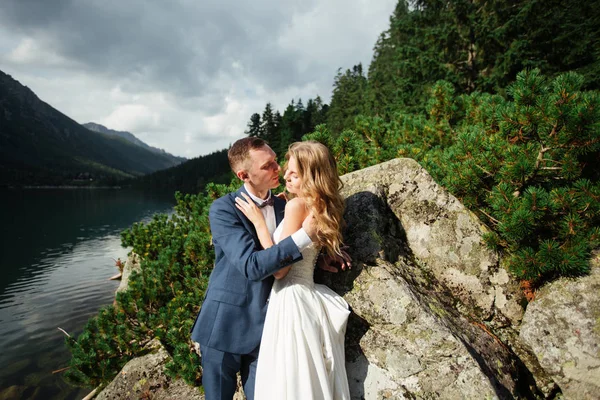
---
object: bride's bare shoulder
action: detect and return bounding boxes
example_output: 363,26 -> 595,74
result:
284,197 -> 308,218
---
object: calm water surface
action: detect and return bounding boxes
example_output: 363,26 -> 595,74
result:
0,188 -> 175,399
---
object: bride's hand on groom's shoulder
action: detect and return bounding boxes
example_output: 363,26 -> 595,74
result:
235,193 -> 266,227
275,192 -> 288,202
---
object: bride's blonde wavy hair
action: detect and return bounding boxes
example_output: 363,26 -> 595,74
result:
285,141 -> 345,257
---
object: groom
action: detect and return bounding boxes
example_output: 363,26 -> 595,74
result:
191,137 -> 327,400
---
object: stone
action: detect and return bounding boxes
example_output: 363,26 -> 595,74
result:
116,252 -> 141,294
339,158 -> 525,325
318,158 -> 540,399
0,385 -> 26,400
95,338 -> 204,400
520,251 -> 600,399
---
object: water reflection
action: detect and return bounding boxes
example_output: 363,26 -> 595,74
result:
0,188 -> 175,399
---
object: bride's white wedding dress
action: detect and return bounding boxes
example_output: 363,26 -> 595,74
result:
254,220 -> 351,400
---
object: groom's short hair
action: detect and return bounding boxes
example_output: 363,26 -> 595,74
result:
228,137 -> 268,173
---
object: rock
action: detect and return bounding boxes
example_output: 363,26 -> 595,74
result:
95,338 -> 204,400
116,252 -> 141,294
320,158 -> 538,399
520,250 -> 600,399
339,158 -> 524,325
0,385 -> 26,400
343,261 -> 510,399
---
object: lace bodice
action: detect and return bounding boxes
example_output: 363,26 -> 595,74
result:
273,220 -> 319,286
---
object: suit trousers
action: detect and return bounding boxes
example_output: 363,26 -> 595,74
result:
200,344 -> 260,400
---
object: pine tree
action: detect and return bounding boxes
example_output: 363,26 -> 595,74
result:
280,100 -> 300,152
328,65 -> 368,134
245,113 -> 262,137
293,99 -> 306,141
429,70 -> 600,281
261,103 -> 277,142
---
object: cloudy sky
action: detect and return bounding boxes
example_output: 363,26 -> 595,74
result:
0,0 -> 396,158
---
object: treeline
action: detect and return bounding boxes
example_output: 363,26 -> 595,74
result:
132,97 -> 330,194
127,149 -> 233,194
64,0 -> 600,392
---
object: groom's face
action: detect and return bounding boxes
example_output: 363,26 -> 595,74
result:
243,145 -> 281,192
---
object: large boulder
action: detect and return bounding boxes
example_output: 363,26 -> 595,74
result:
519,251 -> 600,399
340,158 -> 524,324
319,158 -> 539,399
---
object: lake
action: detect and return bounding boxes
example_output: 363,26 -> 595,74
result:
0,188 -> 176,399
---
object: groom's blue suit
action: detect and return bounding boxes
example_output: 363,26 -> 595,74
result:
190,185 -> 303,399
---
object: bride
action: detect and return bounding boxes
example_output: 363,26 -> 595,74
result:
235,141 -> 351,400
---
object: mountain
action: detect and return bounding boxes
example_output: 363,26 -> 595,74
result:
0,70 -> 185,187
82,122 -> 186,165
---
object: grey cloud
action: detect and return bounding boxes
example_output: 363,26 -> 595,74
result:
0,0 -> 396,157
172,92 -> 228,116
0,0 -> 317,101
0,0 -> 73,28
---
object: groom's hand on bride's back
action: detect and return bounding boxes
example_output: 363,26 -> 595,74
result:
302,213 -> 352,272
317,247 -> 352,273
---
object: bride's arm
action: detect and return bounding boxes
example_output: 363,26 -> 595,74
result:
234,193 -> 274,249
273,198 -> 308,279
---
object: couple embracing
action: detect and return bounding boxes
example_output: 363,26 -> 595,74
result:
190,137 -> 352,400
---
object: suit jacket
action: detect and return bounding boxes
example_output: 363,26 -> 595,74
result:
190,185 -> 303,354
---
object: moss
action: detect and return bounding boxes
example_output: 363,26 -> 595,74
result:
428,301 -> 448,318
133,377 -> 148,392
496,359 -> 503,369
407,327 -> 434,342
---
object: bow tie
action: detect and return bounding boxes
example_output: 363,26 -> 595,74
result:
257,196 -> 274,208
